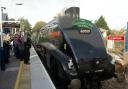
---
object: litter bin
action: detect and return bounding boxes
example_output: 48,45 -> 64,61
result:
0,47 -> 5,71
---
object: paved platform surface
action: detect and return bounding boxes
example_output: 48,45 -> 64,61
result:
30,47 -> 56,89
0,55 -> 20,89
0,47 -> 56,89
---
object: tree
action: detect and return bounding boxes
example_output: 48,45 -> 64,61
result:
32,21 -> 46,32
95,16 -> 110,30
111,28 -> 125,36
18,17 -> 32,33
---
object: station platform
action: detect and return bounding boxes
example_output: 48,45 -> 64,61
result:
0,53 -> 20,89
0,47 -> 56,89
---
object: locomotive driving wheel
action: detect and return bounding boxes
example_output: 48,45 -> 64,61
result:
85,81 -> 101,89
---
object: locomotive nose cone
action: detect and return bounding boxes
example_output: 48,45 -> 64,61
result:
69,79 -> 81,89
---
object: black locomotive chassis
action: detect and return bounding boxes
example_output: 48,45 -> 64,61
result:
34,43 -> 116,88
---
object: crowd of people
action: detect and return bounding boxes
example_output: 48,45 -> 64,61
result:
12,32 -> 31,64
2,31 -> 32,69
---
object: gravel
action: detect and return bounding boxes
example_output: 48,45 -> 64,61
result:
101,77 -> 128,89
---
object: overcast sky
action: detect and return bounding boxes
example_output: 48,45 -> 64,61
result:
1,0 -> 128,29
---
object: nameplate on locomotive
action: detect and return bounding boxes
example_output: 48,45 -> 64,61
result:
79,29 -> 91,34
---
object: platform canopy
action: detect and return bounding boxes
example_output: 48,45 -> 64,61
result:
2,22 -> 20,28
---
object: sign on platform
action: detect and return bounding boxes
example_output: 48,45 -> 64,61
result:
107,36 -> 124,40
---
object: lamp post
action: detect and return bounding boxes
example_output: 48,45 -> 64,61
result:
0,6 -> 6,47
14,3 -> 23,33
125,22 -> 128,52
15,3 -> 23,20
0,4 -> 6,70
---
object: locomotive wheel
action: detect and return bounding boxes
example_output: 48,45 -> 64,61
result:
86,81 -> 101,89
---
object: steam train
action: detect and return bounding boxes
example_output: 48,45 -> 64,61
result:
32,7 -> 116,89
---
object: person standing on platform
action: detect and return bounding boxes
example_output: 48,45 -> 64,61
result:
3,33 -> 11,64
13,33 -> 22,59
18,31 -> 25,61
23,33 -> 31,64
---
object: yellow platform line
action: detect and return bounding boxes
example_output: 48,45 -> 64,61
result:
27,64 -> 31,89
14,61 -> 23,89
21,64 -> 30,89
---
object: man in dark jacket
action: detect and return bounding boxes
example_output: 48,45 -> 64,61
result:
24,33 -> 31,64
